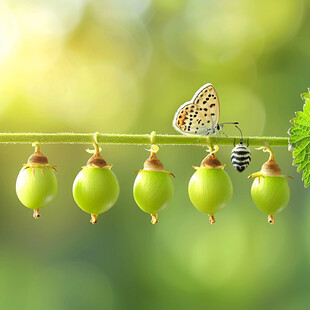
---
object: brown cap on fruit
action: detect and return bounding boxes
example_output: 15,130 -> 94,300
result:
200,153 -> 223,169
28,151 -> 48,165
261,158 -> 282,176
143,153 -> 165,171
87,152 -> 107,168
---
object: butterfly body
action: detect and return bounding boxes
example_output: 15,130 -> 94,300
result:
173,83 -> 232,136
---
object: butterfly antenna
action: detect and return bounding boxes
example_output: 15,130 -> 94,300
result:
221,122 -> 239,125
235,125 -> 243,143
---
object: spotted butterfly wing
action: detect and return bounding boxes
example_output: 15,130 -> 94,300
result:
173,83 -> 220,135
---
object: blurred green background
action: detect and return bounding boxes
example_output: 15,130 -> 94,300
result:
0,0 -> 309,309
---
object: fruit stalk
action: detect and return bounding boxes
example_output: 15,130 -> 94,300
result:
0,133 -> 288,146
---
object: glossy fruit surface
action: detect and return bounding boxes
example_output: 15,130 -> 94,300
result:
16,167 -> 58,210
249,145 -> 291,223
73,167 -> 119,216
251,176 -> 290,215
188,168 -> 233,216
133,170 -> 174,214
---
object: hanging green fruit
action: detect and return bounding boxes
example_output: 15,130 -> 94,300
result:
249,145 -> 292,223
133,145 -> 174,224
16,143 -> 58,219
72,137 -> 119,224
188,145 -> 233,224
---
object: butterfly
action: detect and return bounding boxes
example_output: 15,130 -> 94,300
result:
172,83 -> 238,136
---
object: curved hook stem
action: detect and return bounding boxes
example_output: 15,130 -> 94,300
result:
205,136 -> 219,155
93,132 -> 100,154
150,145 -> 159,154
256,142 -> 275,161
32,142 -> 40,153
206,136 -> 213,153
209,145 -> 219,156
86,132 -> 102,154
150,131 -> 156,145
146,131 -> 159,154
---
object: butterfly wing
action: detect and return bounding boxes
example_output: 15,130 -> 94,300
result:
173,83 -> 220,135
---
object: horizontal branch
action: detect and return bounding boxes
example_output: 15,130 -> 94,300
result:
0,133 -> 289,147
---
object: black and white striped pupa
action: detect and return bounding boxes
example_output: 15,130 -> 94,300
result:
231,126 -> 251,172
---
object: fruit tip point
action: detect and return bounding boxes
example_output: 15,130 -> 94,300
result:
33,209 -> 40,219
209,215 -> 215,224
151,213 -> 158,224
90,214 -> 98,224
268,215 -> 275,224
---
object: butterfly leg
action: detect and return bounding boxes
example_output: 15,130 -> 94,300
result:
194,128 -> 212,144
194,135 -> 204,144
219,130 -> 228,138
247,138 -> 250,147
233,138 -> 236,147
209,116 -> 218,142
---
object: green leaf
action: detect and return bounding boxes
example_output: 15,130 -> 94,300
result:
289,89 -> 310,187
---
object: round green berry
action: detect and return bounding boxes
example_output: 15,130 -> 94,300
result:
72,152 -> 119,224
188,168 -> 233,223
251,176 -> 290,222
134,170 -> 174,216
16,167 -> 57,210
249,146 -> 291,223
133,151 -> 174,224
16,148 -> 57,218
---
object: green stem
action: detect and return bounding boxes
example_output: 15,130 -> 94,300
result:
0,133 -> 288,146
